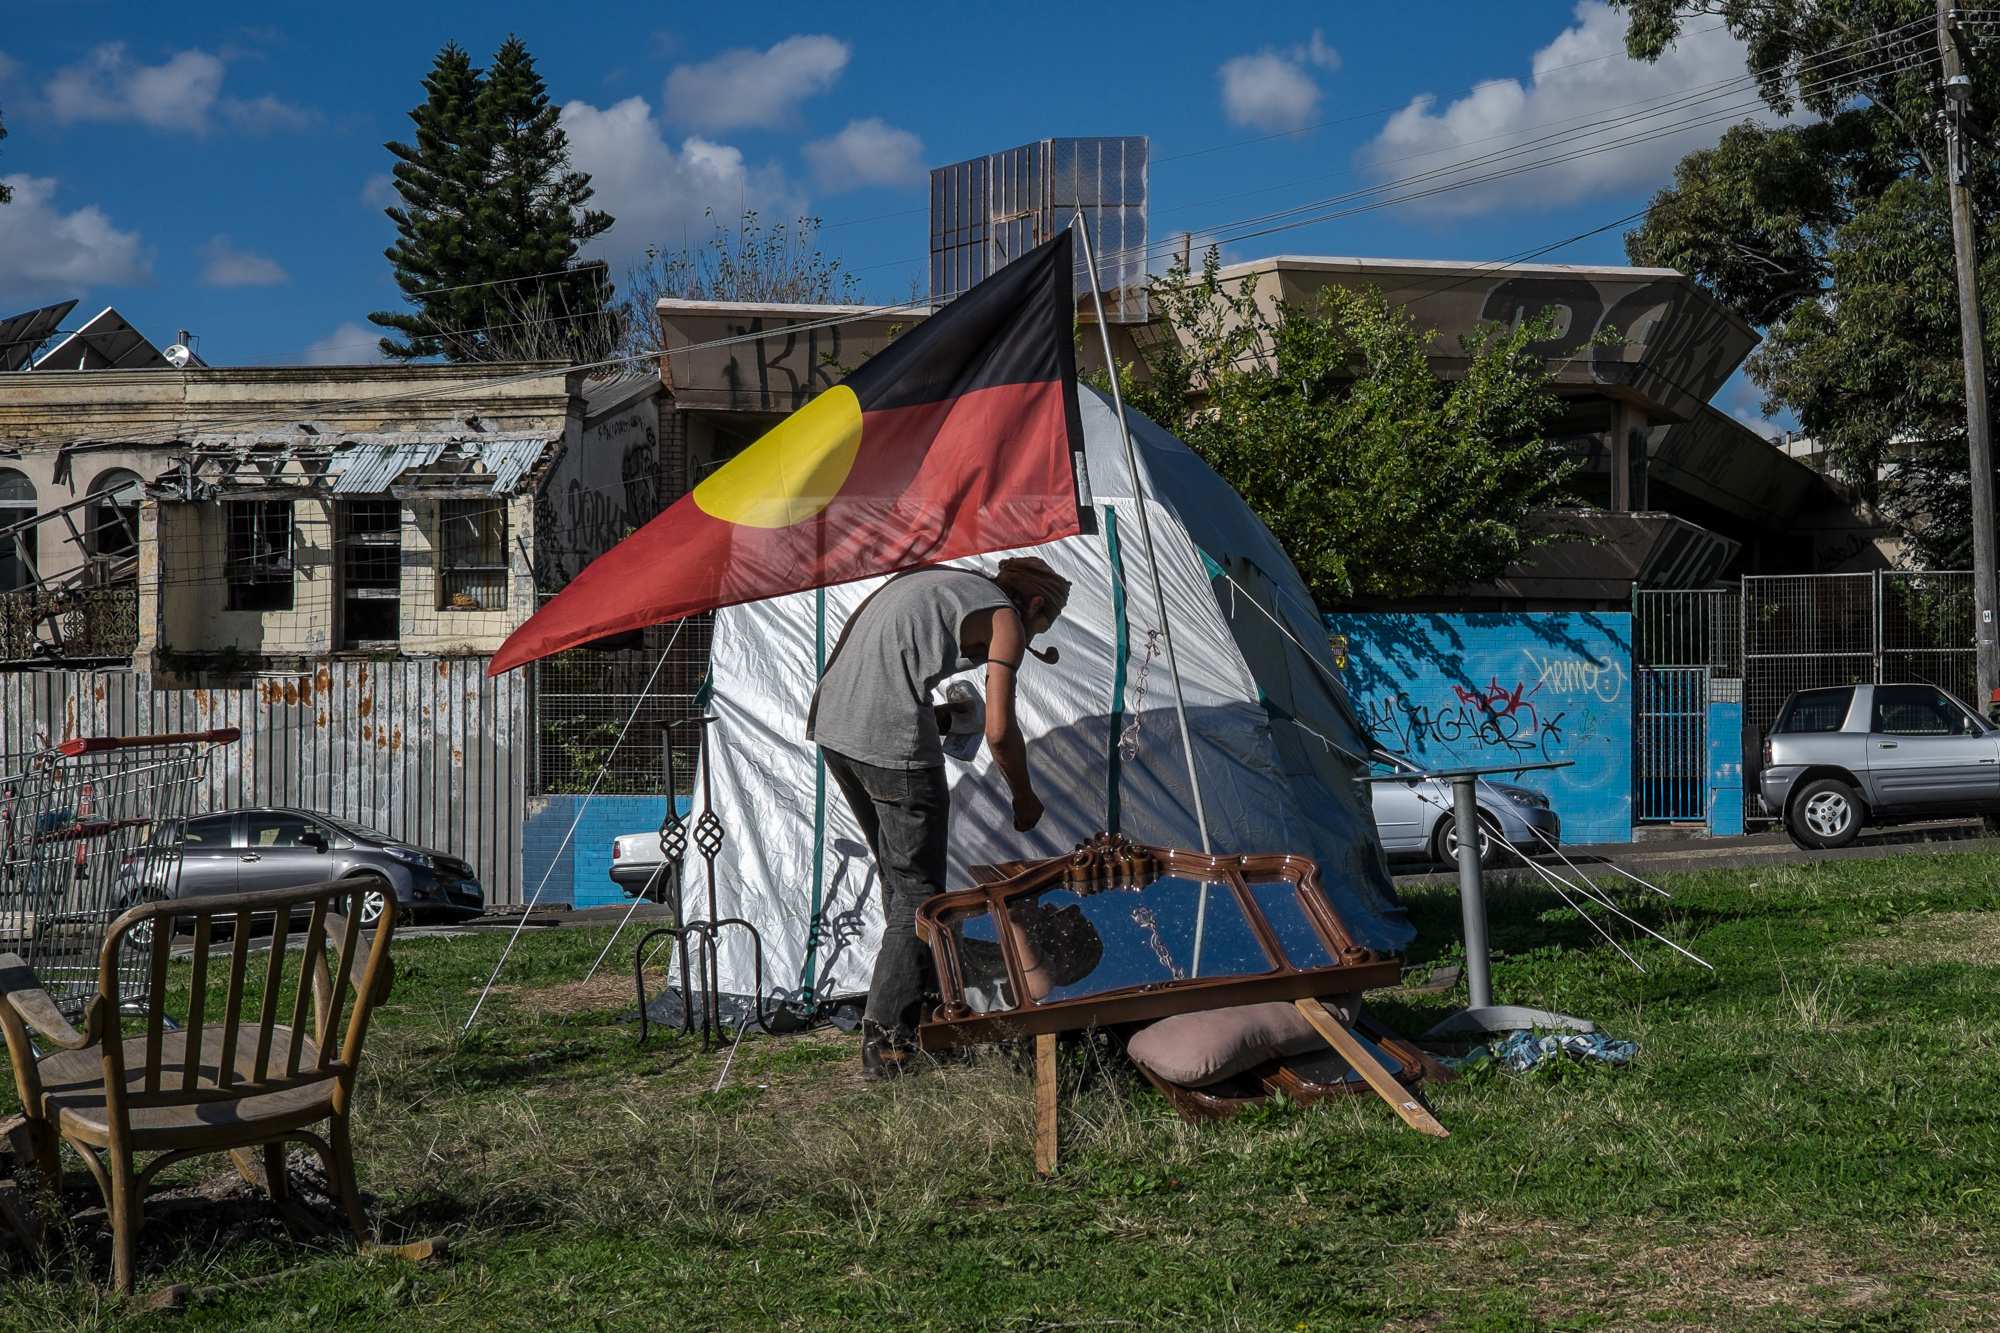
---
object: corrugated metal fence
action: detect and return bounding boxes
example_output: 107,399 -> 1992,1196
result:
0,660 -> 531,904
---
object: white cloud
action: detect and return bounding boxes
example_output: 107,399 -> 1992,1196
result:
1218,29 -> 1340,133
0,174 -> 150,293
44,42 -> 312,134
1359,2 -> 1766,215
561,96 -> 803,264
301,321 -> 388,365
1732,408 -> 1786,442
664,34 -> 849,131
360,173 -> 397,209
200,235 -> 287,287
220,94 -> 319,134
804,118 -> 924,190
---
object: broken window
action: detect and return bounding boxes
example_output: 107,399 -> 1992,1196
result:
437,500 -> 507,611
339,499 -> 402,647
0,469 -> 36,593
224,500 -> 294,611
87,469 -> 143,562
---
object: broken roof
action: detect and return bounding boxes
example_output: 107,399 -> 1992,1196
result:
157,432 -> 561,500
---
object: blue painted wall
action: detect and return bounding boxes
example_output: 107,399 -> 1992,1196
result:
1707,701 -> 1744,836
521,795 -> 689,910
1326,611 -> 1636,845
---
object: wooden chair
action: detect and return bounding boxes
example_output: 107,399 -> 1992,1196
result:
0,875 -> 396,1294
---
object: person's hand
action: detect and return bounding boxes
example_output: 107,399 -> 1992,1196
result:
1012,789 -> 1045,833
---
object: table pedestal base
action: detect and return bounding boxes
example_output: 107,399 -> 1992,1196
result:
1425,1004 -> 1597,1040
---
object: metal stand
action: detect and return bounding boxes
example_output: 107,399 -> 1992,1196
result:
633,715 -> 772,1050
1374,763 -> 1597,1040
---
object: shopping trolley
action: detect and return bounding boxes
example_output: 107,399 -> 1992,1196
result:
0,727 -> 240,1020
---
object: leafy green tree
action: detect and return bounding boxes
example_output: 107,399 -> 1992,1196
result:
371,38 -> 613,363
1611,2 -> 1985,566
1116,252 -> 1578,604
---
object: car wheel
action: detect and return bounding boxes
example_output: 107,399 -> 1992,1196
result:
122,888 -> 170,949
1431,814 -> 1499,869
357,885 -> 389,927
1788,778 -> 1863,849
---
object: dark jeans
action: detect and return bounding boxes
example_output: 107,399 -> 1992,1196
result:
821,747 -> 951,1033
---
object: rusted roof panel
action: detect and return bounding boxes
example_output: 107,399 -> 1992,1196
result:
325,440 -> 446,494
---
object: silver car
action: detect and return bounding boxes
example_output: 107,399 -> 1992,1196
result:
1367,752 -> 1562,866
1760,682 -> 2000,848
118,807 -> 484,926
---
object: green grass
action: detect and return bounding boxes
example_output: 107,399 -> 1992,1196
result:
8,850 -> 2000,1329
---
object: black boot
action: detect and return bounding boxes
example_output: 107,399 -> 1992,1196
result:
860,1021 -> 915,1081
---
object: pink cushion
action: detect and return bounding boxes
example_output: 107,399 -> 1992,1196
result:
1127,1001 -> 1334,1087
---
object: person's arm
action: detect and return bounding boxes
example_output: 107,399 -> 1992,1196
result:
982,607 -> 1044,832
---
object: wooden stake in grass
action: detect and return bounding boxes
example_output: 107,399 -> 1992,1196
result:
1034,1033 -> 1059,1176
1293,999 -> 1448,1138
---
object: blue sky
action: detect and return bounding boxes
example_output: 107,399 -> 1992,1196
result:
0,1 -> 1783,431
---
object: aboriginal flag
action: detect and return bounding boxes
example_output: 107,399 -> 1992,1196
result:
489,230 -> 1085,674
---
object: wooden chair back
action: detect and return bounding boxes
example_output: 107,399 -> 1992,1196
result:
90,876 -> 396,1132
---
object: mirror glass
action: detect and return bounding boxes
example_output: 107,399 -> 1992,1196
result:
1246,878 -> 1334,969
1009,875 -> 1273,1005
947,908 -> 1016,1014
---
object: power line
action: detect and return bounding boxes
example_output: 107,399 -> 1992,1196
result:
20,19 -> 1943,450
275,31 -> 1924,375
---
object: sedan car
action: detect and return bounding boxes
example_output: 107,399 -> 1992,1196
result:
1760,682 -> 2000,849
120,807 -> 484,925
1367,752 -> 1561,867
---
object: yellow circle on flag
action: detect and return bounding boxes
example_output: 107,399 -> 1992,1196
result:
692,385 -> 864,528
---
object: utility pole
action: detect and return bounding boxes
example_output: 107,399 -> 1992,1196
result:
1939,0 -> 2000,705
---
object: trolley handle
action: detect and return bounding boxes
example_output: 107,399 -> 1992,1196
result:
56,727 -> 242,757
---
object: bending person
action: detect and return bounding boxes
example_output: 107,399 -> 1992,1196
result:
807,556 -> 1072,1079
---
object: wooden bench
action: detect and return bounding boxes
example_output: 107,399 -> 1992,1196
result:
0,875 -> 396,1293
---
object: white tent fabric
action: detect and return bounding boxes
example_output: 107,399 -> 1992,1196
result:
684,388 -> 1415,1007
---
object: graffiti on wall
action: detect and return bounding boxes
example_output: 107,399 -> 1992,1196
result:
1474,275 -> 1750,418
539,406 -> 661,585
1328,611 -> 1635,843
721,317 -> 844,413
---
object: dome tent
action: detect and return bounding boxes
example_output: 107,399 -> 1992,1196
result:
683,386 -> 1415,1010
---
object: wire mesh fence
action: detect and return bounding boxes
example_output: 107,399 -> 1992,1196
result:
531,613 -> 713,795
1742,573 -> 1878,750
1879,570 -> 1977,709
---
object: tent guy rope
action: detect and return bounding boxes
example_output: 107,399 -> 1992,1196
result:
461,619 -> 686,1037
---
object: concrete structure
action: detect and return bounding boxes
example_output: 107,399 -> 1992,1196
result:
1206,256 -> 1877,604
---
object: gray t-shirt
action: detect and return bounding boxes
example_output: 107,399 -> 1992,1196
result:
808,568 -> 1014,769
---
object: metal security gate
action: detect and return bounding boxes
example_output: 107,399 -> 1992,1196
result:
1636,667 -> 1709,821
1633,588 -> 1741,824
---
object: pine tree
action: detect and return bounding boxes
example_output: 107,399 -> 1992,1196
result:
369,38 -> 614,363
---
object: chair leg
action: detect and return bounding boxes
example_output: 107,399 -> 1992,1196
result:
25,1120 -> 60,1189
261,1142 -> 290,1208
327,1118 -> 370,1244
108,1159 -> 141,1297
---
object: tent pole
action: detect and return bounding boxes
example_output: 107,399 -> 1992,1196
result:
1071,210 -> 1215,972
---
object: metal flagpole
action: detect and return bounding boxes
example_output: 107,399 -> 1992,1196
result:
1071,211 -> 1215,971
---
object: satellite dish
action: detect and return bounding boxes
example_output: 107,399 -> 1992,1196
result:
163,344 -> 193,368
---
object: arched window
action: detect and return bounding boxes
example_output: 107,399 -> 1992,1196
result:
0,469 -> 35,593
87,468 -> 143,562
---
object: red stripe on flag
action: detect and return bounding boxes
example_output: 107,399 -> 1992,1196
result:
488,379 -> 1079,673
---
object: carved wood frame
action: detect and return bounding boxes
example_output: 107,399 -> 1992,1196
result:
915,834 -> 1402,1050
